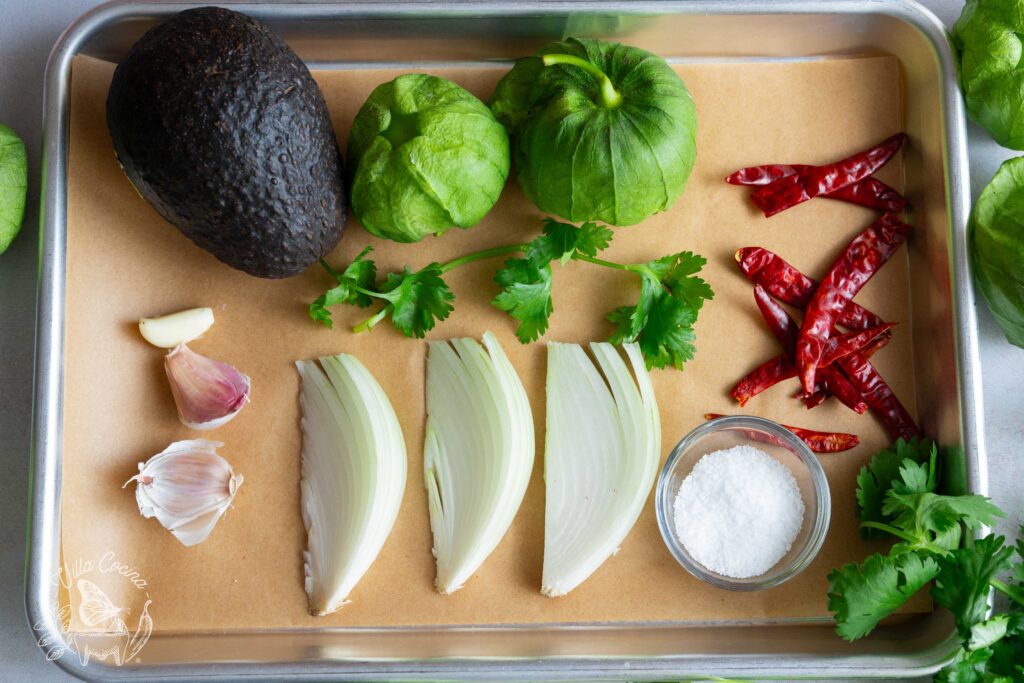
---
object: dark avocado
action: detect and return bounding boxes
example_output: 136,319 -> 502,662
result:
106,7 -> 345,278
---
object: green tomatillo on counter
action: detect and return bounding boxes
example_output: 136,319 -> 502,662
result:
969,156 -> 1024,347
347,74 -> 510,243
0,123 -> 27,256
953,0 -> 1024,150
490,38 -> 697,226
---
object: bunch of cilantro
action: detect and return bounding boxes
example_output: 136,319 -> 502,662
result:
310,218 -> 714,370
828,437 -> 1024,681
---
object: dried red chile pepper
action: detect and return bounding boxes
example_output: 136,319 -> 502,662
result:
746,133 -> 906,217
731,236 -> 918,439
796,213 -> 911,394
726,133 -> 919,441
835,352 -> 919,441
821,323 -> 895,367
726,165 -> 905,213
704,413 -> 860,453
731,355 -> 797,407
736,247 -> 883,331
733,287 -> 883,413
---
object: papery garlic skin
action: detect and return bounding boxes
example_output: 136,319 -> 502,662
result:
165,344 -> 250,430
296,354 -> 407,616
139,307 -> 215,348
126,439 -> 243,547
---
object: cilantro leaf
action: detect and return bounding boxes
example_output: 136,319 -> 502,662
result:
608,287 -> 698,369
938,615 -> 1024,682
882,492 -> 1004,553
492,219 -> 612,341
891,455 -> 937,496
935,646 -> 995,683
934,535 -> 1016,639
645,251 -> 715,312
856,437 -> 937,539
378,263 -> 454,338
1010,525 -> 1024,587
968,614 -> 1011,651
828,551 -> 940,641
309,247 -> 378,327
608,251 -> 713,370
988,614 -> 1024,679
492,257 -> 554,342
526,218 -> 612,265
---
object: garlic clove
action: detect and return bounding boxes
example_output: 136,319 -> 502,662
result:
165,344 -> 250,430
126,439 -> 243,547
139,307 -> 215,348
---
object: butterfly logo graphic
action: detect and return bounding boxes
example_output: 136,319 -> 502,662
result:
76,579 -> 129,636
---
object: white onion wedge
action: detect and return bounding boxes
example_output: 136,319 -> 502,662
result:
425,332 -> 534,594
542,342 -> 661,597
296,354 -> 407,616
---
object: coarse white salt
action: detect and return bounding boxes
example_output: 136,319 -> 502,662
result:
673,444 -> 804,579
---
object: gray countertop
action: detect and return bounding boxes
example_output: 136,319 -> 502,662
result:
1,1 -> 1021,681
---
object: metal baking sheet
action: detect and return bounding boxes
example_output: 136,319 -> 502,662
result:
27,1 -> 980,680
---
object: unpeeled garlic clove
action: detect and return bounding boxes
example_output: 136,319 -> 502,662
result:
165,343 -> 250,430
125,439 -> 243,547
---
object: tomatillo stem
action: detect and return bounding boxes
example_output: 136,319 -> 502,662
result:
542,53 -> 622,109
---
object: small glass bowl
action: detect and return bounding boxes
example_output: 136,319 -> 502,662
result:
655,415 -> 831,591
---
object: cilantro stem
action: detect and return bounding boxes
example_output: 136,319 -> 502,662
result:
440,245 -> 526,273
859,521 -> 919,544
573,253 -> 631,271
353,284 -> 391,300
353,306 -> 390,333
319,258 -> 341,280
991,578 -> 1024,608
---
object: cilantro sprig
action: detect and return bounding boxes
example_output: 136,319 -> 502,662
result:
492,219 -> 612,342
311,218 -> 714,369
828,438 -> 1024,682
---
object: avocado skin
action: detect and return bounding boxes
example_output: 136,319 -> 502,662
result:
106,7 -> 345,278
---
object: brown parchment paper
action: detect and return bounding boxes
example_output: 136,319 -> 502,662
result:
62,53 -> 927,633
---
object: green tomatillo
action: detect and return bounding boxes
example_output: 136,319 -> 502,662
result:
0,123 -> 27,255
347,74 -> 510,243
953,0 -> 1024,149
490,37 -> 698,226
969,156 -> 1024,347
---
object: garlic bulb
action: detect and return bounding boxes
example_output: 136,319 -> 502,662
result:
125,439 -> 243,547
165,344 -> 250,430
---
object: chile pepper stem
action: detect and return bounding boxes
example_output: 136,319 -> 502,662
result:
440,244 -> 527,273
542,53 -> 622,109
353,306 -> 390,334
